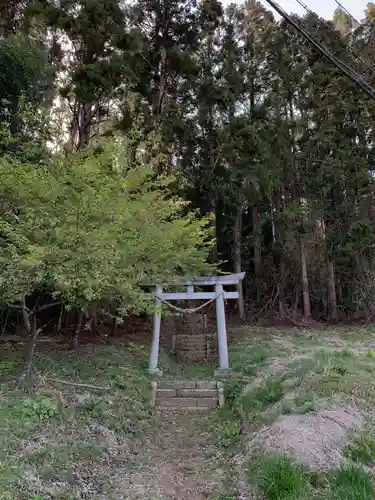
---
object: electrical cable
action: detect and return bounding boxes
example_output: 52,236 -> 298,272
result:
262,0 -> 375,101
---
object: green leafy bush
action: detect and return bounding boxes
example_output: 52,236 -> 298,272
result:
0,138 -> 213,310
18,397 -> 59,421
218,420 -> 241,449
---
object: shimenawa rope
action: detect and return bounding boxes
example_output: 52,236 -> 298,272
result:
155,292 -> 223,314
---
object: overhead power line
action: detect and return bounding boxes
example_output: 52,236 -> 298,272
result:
262,0 -> 375,102
295,0 -> 375,76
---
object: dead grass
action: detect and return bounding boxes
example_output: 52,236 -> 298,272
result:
0,342 -> 154,499
0,341 -> 229,499
108,410 -> 223,499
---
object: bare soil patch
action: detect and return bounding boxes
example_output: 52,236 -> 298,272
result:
250,406 -> 361,470
106,410 -> 223,499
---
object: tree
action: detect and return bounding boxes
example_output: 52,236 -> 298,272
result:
3,0 -> 375,336
0,34 -> 52,160
333,7 -> 353,36
28,0 -> 142,150
0,133 -> 213,380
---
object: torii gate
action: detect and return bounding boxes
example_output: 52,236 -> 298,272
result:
147,272 -> 245,377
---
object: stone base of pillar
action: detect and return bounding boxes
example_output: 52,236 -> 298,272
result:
214,368 -> 230,377
147,368 -> 163,377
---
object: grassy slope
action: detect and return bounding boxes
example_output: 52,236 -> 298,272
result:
214,327 -> 375,499
2,327 -> 375,499
0,341 -> 225,500
0,342 -> 154,499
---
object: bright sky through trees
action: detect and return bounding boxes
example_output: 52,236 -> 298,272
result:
223,0 -> 368,21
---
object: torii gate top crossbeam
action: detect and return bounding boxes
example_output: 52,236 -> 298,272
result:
145,272 -> 245,287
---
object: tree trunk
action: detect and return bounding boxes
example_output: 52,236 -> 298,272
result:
112,318 -> 118,338
78,102 -> 93,149
274,189 -> 286,318
233,204 -> 245,320
21,296 -> 31,337
67,100 -> 79,152
153,46 -> 167,121
19,312 -> 38,386
292,285 -> 300,320
327,260 -> 338,322
208,197 -> 218,263
278,271 -> 286,319
278,282 -> 286,319
270,196 -> 276,242
252,205 -> 262,302
72,311 -> 83,351
300,237 -> 311,319
56,304 -> 64,334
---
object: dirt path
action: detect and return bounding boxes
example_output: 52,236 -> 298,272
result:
111,410 -> 223,499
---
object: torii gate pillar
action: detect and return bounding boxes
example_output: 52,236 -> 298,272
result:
214,282 -> 229,376
148,285 -> 163,376
146,273 -> 245,377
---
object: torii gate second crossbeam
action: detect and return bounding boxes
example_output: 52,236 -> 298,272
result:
147,272 -> 245,377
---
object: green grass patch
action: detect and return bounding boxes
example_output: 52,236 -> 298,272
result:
230,342 -> 269,376
224,378 -> 244,410
242,378 -> 284,414
263,345 -> 375,405
15,397 -> 60,422
252,455 -> 310,500
281,392 -> 316,415
249,454 -> 373,500
213,329 -> 375,499
292,392 -> 315,413
327,464 -> 373,500
345,428 -> 375,465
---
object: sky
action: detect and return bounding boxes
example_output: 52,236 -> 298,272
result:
222,0 -> 369,22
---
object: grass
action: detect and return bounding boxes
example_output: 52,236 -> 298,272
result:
244,379 -> 285,410
345,427 -> 375,465
217,419 -> 242,449
328,465 -> 373,500
208,327 -> 375,499
3,326 -> 375,499
0,342 -> 153,499
253,455 -> 310,500
232,338 -> 375,426
250,454 -> 374,500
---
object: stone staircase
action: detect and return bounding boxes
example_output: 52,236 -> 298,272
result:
150,380 -> 224,410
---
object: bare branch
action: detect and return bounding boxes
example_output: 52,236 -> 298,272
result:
43,378 -> 110,390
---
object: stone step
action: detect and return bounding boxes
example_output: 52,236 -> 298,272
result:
155,397 -> 218,408
157,406 -> 214,412
157,380 -> 217,390
150,380 -> 224,409
156,388 -> 218,398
